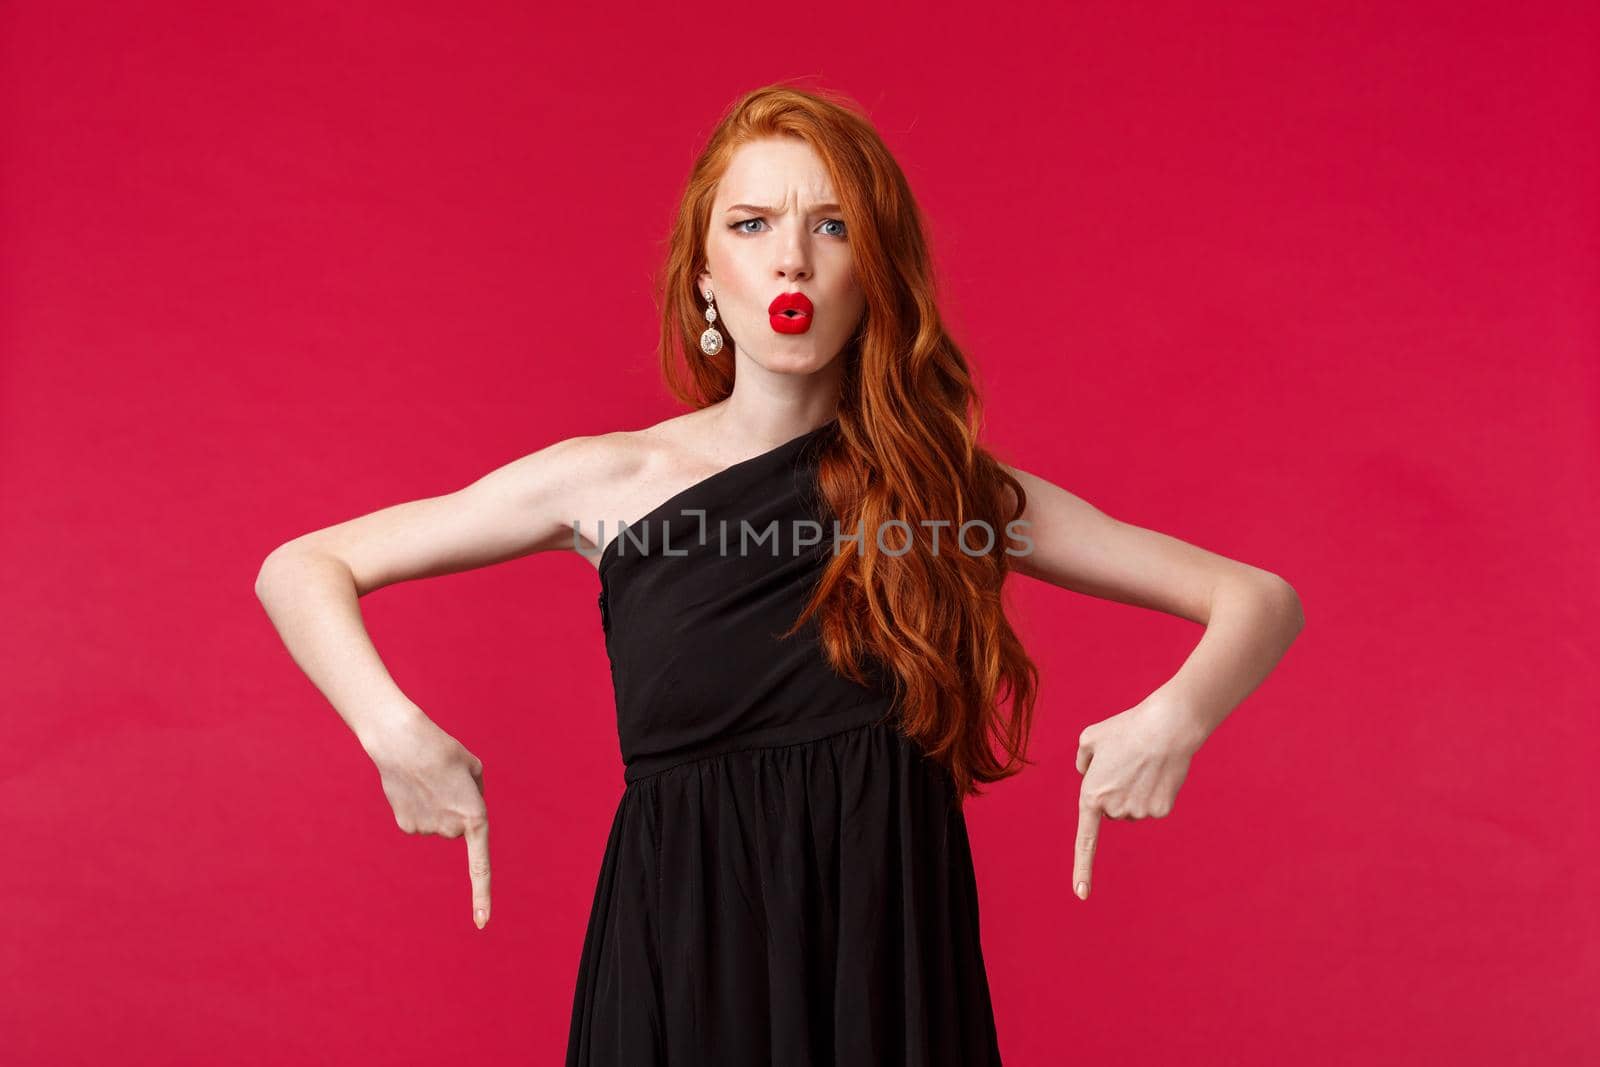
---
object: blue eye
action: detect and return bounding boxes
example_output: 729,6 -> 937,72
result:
730,217 -> 848,238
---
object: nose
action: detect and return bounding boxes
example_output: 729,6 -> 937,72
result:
774,224 -> 812,281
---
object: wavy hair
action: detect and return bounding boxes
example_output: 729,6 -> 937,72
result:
652,81 -> 1039,804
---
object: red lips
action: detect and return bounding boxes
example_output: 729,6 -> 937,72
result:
768,291 -> 814,335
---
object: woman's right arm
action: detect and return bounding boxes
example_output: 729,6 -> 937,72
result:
251,432 -> 623,928
251,433 -> 612,747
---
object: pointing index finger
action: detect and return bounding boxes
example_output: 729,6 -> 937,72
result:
466,815 -> 491,929
1074,803 -> 1099,900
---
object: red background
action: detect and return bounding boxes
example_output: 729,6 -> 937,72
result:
2,2 -> 1595,1063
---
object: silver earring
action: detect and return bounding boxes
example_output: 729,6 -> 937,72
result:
699,288 -> 725,356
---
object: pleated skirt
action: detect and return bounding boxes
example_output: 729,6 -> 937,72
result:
564,715 -> 1004,1066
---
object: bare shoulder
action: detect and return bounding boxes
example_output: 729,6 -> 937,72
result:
256,417 -> 718,595
544,412 -> 726,566
497,423 -> 663,565
430,414 -> 707,571
566,410 -> 727,564
451,405 -> 731,574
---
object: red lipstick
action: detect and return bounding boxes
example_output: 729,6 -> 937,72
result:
768,291 -> 814,335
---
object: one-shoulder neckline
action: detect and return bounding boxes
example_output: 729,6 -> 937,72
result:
597,417 -> 836,577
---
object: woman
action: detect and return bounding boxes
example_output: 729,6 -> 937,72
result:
255,83 -> 1304,1066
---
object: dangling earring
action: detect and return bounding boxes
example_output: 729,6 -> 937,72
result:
699,288 -> 725,356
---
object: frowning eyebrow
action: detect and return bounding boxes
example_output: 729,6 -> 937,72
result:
724,202 -> 843,215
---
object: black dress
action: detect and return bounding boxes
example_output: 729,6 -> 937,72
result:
568,417 -> 1003,1066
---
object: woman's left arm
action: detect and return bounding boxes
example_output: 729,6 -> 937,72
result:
1000,463 -> 1306,900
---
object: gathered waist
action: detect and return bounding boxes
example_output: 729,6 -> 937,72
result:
622,697 -> 898,785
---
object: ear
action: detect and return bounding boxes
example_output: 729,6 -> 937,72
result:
694,268 -> 712,300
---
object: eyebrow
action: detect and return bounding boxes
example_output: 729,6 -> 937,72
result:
724,202 -> 843,215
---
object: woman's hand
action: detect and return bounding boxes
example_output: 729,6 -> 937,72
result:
1072,695 -> 1206,902
360,706 -> 492,929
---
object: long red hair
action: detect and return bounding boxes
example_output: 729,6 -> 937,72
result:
653,81 -> 1039,804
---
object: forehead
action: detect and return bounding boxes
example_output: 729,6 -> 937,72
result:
715,137 -> 837,205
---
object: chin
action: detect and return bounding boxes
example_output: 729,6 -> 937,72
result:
751,346 -> 840,372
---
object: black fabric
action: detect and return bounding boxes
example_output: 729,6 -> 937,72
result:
567,418 -> 1003,1066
